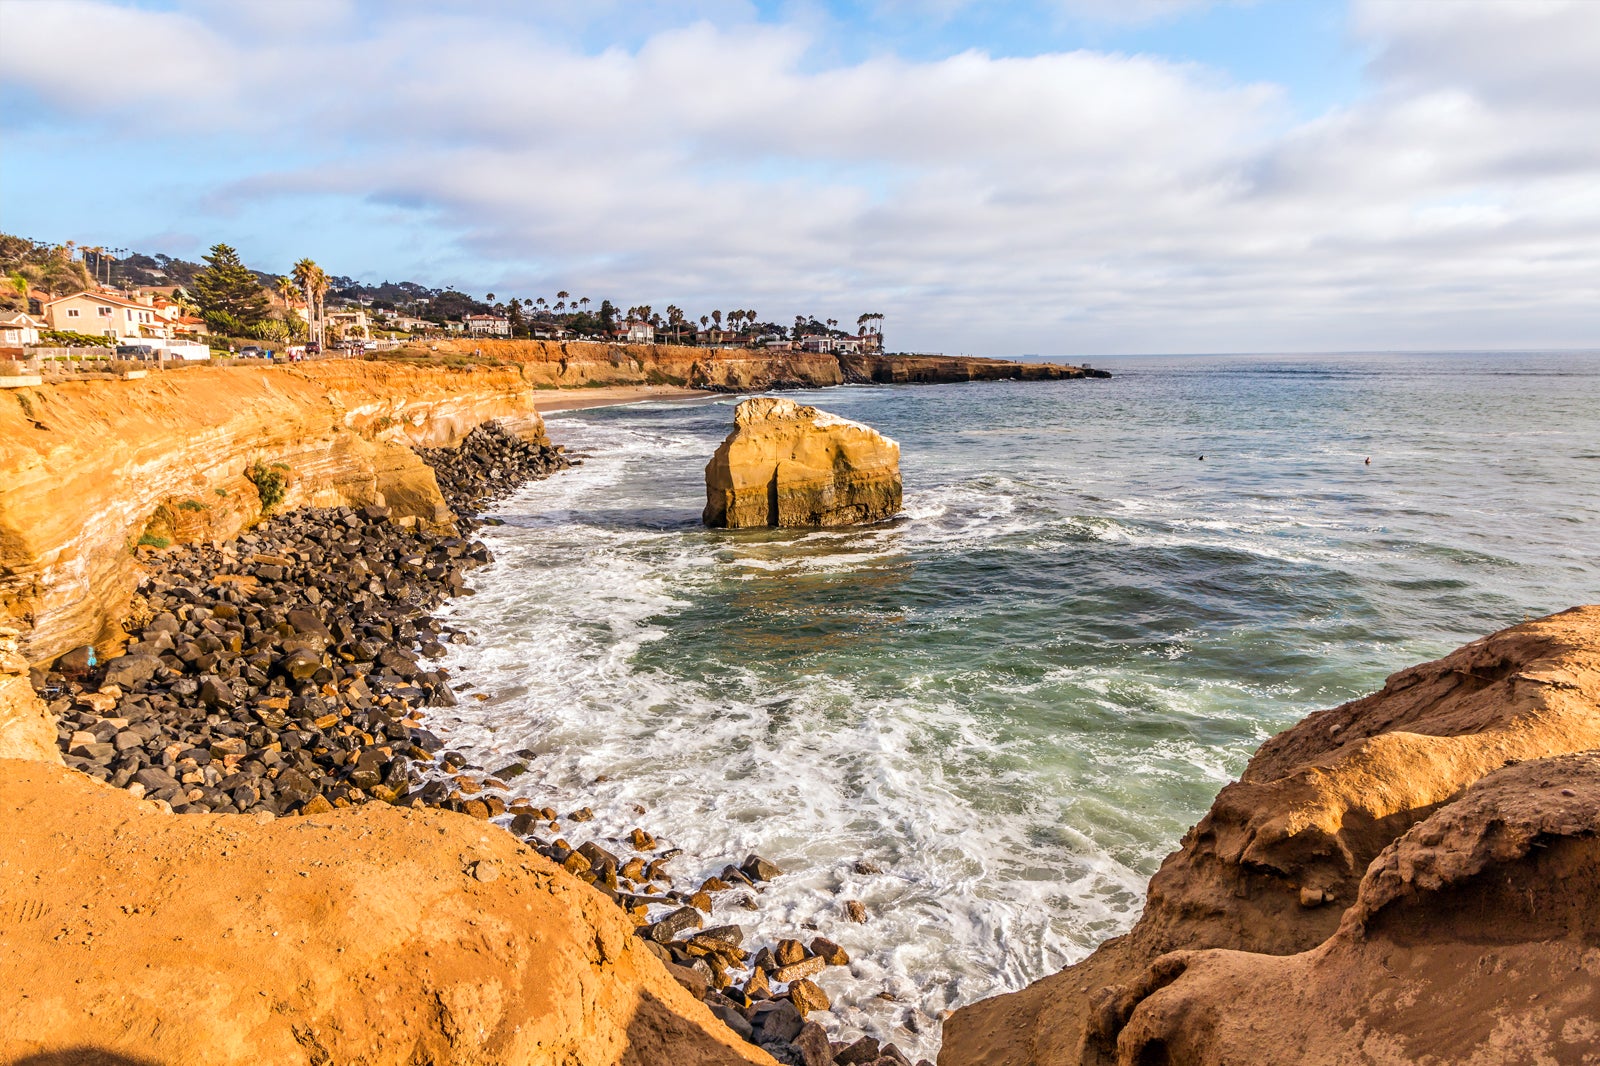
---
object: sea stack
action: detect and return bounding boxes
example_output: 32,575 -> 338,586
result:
703,397 -> 901,528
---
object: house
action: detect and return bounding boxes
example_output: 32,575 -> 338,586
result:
797,334 -> 833,353
529,320 -> 568,340
464,314 -> 511,337
1,312 -> 46,346
617,320 -> 654,344
325,309 -> 371,340
42,291 -> 168,341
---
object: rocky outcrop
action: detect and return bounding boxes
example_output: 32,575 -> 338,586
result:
939,605 -> 1600,1066
0,361 -> 555,666
0,757 -> 774,1066
703,397 -> 901,528
426,338 -> 1108,390
1101,755 -> 1600,1066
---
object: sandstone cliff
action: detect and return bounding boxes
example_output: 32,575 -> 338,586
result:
424,338 -> 1108,390
0,757 -> 774,1066
0,362 -> 554,667
939,605 -> 1600,1066
703,397 -> 902,528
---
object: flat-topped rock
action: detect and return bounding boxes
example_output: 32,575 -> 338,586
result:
703,397 -> 901,528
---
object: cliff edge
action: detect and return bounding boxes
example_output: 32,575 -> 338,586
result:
939,605 -> 1600,1066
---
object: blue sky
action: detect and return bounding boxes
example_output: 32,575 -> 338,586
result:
2,0 -> 1597,354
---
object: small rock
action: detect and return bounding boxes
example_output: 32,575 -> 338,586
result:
772,955 -> 827,984
810,936 -> 849,966
472,861 -> 500,883
666,962 -> 708,1000
775,938 -> 807,966
835,1036 -> 882,1065
853,859 -> 883,875
845,899 -> 868,923
301,794 -> 334,816
786,978 -> 830,1017
755,999 -> 805,1043
741,854 -> 782,882
629,827 -> 658,851
794,1021 -> 834,1066
647,906 -> 704,943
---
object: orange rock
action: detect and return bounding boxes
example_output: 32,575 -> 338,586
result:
0,758 -> 772,1065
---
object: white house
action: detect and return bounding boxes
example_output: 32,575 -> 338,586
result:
464,314 -> 511,337
618,320 -> 655,344
0,312 -> 46,346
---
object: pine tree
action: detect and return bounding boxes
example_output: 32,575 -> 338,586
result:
192,244 -> 269,327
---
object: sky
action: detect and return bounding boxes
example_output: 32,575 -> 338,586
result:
2,0 -> 1597,356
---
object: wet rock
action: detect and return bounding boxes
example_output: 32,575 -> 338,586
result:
646,907 -> 704,943
845,900 -> 868,923
741,854 -> 783,882
835,1036 -> 882,1065
794,1022 -> 835,1066
772,955 -> 827,984
774,939 -> 807,967
754,1000 -> 805,1043
810,937 -> 849,966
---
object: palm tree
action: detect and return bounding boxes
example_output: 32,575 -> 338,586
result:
536,297 -> 547,312
292,258 -> 329,347
556,290 -> 569,306
277,276 -> 299,323
579,297 -> 590,313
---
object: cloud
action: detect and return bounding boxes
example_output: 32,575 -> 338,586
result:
2,0 -> 1597,353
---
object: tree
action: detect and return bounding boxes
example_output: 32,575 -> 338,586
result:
579,297 -> 590,313
292,258 -> 329,346
598,299 -> 617,333
192,244 -> 270,328
507,298 -> 525,336
486,292 -> 495,303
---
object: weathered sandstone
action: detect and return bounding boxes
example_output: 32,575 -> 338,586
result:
703,397 -> 901,528
0,361 -> 554,666
0,757 -> 775,1066
940,605 -> 1600,1066
424,338 -> 1109,390
1101,754 -> 1600,1066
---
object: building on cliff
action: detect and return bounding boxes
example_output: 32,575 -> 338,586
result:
464,313 -> 511,337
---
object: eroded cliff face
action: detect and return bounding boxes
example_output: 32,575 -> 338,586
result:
939,605 -> 1600,1066
0,362 -> 553,666
0,757 -> 775,1066
703,397 -> 902,528
427,338 -> 1107,390
0,626 -> 58,762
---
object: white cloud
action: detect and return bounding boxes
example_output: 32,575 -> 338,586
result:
2,0 -> 1597,353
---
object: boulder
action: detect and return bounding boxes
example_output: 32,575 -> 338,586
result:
940,605 -> 1600,1066
703,397 -> 900,528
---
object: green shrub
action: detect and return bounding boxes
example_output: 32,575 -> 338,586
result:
177,499 -> 209,512
40,330 -> 115,348
137,533 -> 171,549
246,460 -> 288,513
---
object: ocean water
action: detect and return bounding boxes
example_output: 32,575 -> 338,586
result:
431,351 -> 1600,1058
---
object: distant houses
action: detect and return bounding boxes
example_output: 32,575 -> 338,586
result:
617,319 -> 655,344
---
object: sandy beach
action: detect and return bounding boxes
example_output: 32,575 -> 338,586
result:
531,384 -> 718,413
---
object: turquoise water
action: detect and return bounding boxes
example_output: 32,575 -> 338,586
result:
433,352 -> 1600,1057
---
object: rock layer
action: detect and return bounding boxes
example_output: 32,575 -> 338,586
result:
424,339 -> 1110,391
939,605 -> 1600,1066
703,397 -> 902,528
0,757 -> 774,1066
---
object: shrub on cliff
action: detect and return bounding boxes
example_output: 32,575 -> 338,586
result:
246,460 -> 289,513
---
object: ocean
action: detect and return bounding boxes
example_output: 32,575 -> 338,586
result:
431,351 -> 1600,1058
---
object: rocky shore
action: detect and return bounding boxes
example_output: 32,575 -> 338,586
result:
26,418 -> 928,1066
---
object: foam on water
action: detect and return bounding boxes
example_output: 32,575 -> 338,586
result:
429,354 -> 1600,1059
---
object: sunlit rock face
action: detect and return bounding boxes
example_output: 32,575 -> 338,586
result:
703,397 -> 901,529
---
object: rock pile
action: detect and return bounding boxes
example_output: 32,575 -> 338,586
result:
419,421 -> 571,525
